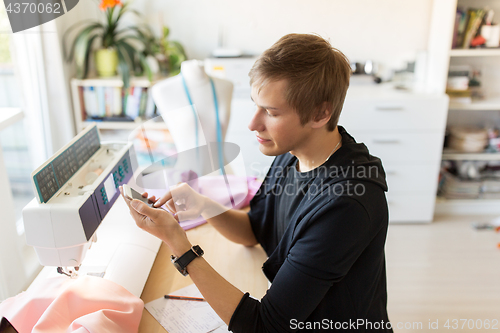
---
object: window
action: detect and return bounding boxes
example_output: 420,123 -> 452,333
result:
0,15 -> 33,233
0,6 -> 42,301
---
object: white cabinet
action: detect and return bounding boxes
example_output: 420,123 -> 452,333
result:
340,98 -> 448,131
339,84 -> 449,223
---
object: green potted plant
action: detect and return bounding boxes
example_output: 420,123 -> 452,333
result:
64,0 -> 151,87
133,24 -> 187,76
155,26 -> 187,76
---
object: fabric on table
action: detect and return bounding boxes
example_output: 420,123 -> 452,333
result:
0,276 -> 143,333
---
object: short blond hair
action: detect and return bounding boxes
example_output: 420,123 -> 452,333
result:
249,33 -> 351,131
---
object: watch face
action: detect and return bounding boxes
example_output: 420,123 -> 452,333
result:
172,261 -> 188,276
171,246 -> 203,276
193,245 -> 204,256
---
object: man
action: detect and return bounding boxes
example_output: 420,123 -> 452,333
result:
121,33 -> 392,332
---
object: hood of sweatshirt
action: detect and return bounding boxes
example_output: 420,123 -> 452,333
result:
270,125 -> 388,195
326,125 -> 388,191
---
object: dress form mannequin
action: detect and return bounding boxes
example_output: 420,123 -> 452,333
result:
151,60 -> 234,180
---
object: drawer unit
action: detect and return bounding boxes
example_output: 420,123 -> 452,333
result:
385,193 -> 437,223
383,163 -> 440,194
339,86 -> 448,222
348,131 -> 445,164
340,97 -> 448,131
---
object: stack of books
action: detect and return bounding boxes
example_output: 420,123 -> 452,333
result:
439,169 -> 482,199
446,65 -> 473,103
78,85 -> 156,121
481,179 -> 500,199
452,7 -> 487,49
439,161 -> 500,200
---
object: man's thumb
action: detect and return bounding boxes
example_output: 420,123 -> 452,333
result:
131,200 -> 157,218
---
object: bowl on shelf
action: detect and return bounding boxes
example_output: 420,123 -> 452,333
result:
448,126 -> 489,153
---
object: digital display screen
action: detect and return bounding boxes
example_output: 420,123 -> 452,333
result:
103,174 -> 116,199
34,126 -> 100,203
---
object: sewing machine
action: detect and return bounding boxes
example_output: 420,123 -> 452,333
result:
22,125 -> 161,297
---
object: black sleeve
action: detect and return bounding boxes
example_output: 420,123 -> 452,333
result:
246,187 -> 276,254
229,197 -> 374,333
246,157 -> 281,254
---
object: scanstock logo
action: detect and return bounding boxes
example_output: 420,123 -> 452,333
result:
4,0 -> 79,33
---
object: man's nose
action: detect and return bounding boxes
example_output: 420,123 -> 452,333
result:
248,109 -> 265,132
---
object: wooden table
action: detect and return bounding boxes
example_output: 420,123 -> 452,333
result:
138,222 -> 269,332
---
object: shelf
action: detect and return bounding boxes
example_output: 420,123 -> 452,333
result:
71,76 -> 168,132
437,197 -> 500,204
449,96 -> 500,111
442,149 -> 500,161
450,48 -> 500,57
81,120 -> 168,130
71,76 -> 166,88
435,196 -> 500,215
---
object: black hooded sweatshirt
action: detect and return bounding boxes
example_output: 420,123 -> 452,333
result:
228,126 -> 392,332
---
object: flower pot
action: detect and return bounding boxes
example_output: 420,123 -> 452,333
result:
95,48 -> 118,77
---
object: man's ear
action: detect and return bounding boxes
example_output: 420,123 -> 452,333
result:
310,102 -> 333,129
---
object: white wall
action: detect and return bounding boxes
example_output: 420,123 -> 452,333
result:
134,0 -> 434,70
55,0 -> 101,77
52,0 -> 437,133
59,0 -> 434,71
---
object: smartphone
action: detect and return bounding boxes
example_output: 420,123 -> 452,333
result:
123,184 -> 155,208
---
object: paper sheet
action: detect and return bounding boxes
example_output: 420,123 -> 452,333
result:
145,284 -> 226,333
208,324 -> 229,332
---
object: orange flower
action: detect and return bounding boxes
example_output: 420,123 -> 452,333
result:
99,0 -> 123,11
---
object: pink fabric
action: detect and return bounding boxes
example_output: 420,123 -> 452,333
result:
0,276 -> 143,333
198,175 -> 260,209
146,175 -> 262,230
242,177 -> 262,208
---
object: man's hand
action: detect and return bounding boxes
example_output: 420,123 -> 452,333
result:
151,183 -> 255,246
153,183 -> 213,221
119,186 -> 191,257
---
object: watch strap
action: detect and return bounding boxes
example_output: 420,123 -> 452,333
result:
175,249 -> 198,269
171,245 -> 203,276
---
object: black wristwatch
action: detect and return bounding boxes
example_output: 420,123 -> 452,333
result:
171,245 -> 204,276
